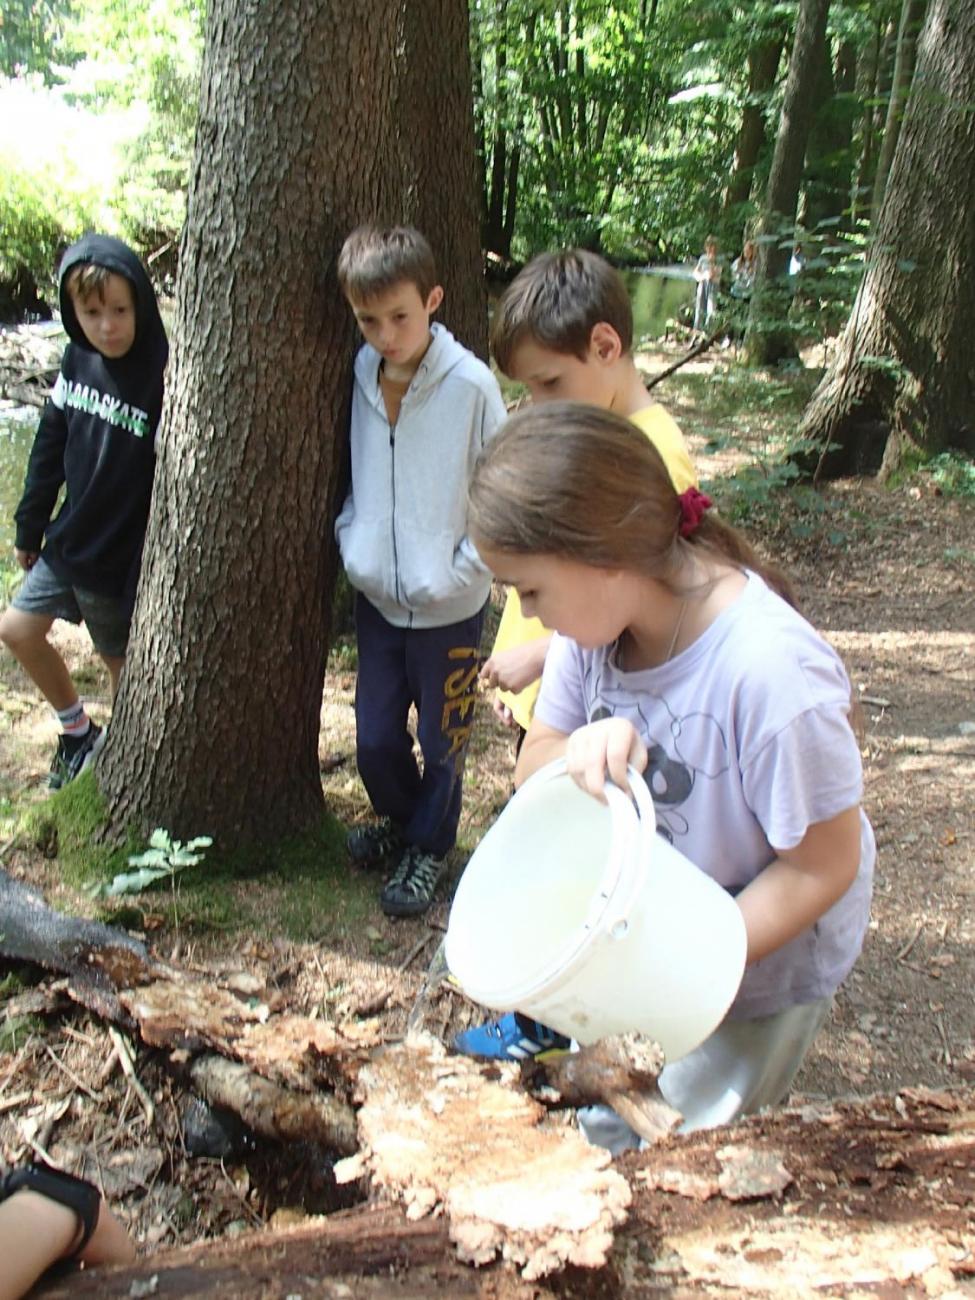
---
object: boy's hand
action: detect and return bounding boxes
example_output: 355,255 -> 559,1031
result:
491,695 -> 518,728
15,548 -> 39,571
565,718 -> 647,803
479,638 -> 551,694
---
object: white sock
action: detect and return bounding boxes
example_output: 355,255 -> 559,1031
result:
56,700 -> 91,738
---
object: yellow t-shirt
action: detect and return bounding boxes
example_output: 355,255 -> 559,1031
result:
491,403 -> 697,729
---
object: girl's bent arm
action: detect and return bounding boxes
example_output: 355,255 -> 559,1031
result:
514,719 -> 571,787
736,805 -> 863,964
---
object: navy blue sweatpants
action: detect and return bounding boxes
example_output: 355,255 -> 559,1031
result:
354,594 -> 486,857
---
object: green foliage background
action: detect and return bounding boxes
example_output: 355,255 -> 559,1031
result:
3,0 -> 880,287
0,0 -> 203,294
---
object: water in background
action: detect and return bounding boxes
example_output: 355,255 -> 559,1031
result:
0,405 -> 37,558
621,266 -> 696,342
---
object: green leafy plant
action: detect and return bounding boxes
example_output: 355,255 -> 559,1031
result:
87,828 -> 212,928
922,452 -> 975,500
93,828 -> 212,896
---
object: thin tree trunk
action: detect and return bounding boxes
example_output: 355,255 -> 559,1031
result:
850,18 -> 881,225
745,0 -> 832,363
394,1 -> 488,356
871,0 -> 927,217
854,13 -> 899,225
723,32 -> 786,220
798,0 -> 975,477
804,35 -> 859,230
483,0 -> 509,257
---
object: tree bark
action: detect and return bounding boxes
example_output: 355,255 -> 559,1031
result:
798,0 -> 975,477
97,1 -> 485,847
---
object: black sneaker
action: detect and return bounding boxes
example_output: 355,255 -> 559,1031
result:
48,723 -> 105,791
346,817 -> 406,868
381,845 -> 446,918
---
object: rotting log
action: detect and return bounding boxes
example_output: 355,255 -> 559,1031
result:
7,873 -> 974,1289
189,1054 -> 357,1154
338,1032 -> 632,1280
37,1086 -> 975,1298
1,873 -> 638,1278
0,869 -> 150,1024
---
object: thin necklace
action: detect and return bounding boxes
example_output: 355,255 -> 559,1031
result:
665,598 -> 689,662
620,598 -> 689,670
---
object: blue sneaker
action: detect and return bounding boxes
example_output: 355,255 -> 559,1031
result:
453,1012 -> 571,1061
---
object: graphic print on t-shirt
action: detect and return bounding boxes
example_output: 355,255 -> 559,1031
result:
588,679 -> 730,844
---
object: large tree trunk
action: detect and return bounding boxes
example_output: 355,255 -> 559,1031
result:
723,30 -> 786,221
798,0 -> 975,479
97,1 -> 485,847
744,0 -> 831,365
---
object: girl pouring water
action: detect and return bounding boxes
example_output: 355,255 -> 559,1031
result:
455,402 -> 874,1143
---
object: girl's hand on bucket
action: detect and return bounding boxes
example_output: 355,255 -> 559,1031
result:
566,719 -> 647,802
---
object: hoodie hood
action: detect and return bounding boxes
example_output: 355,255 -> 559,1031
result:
353,322 -> 470,406
58,234 -> 169,377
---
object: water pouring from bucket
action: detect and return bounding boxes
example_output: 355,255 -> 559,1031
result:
445,759 -> 747,1062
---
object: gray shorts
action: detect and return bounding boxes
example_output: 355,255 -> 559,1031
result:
11,555 -> 132,658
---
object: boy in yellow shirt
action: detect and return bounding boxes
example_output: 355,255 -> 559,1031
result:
482,249 -> 698,732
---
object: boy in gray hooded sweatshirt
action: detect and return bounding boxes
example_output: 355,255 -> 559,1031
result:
335,225 -> 506,917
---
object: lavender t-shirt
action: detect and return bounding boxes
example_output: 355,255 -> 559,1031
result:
534,571 -> 875,1018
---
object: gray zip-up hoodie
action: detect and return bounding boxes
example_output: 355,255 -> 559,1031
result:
335,323 -> 507,629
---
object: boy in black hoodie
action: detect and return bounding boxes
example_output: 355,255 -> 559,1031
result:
0,235 -> 168,789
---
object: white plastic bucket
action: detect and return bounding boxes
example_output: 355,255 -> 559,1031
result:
446,759 -> 747,1061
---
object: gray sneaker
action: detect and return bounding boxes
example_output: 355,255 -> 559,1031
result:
381,845 -> 446,918
49,723 -> 105,790
346,818 -> 405,869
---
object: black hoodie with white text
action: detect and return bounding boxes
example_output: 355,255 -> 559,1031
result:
13,235 -> 168,601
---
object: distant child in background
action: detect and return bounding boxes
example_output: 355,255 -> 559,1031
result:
0,235 -> 168,789
458,403 -> 875,1140
692,235 -> 722,332
335,225 -> 506,917
730,239 -> 757,300
481,248 -> 697,738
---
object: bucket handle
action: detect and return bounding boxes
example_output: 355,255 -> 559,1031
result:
602,764 -> 658,941
523,758 -> 657,940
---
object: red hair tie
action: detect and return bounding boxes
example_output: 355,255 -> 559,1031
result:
677,486 -> 713,538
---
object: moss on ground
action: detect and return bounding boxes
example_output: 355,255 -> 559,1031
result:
16,774 -> 374,944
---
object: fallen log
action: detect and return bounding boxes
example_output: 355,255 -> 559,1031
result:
1,870 -> 636,1277
8,869 -> 973,1291
644,329 -> 720,392
0,868 -> 150,1024
35,1085 -> 975,1298
189,1054 -> 357,1154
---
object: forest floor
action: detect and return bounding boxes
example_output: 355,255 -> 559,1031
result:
0,343 -> 973,1293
